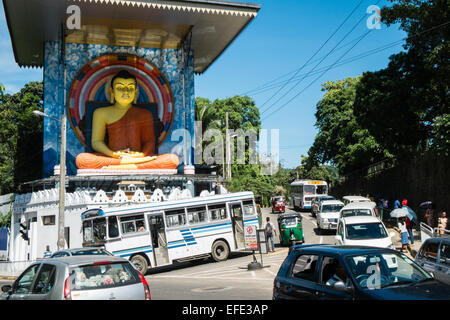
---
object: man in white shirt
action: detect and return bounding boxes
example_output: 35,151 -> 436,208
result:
264,217 -> 277,252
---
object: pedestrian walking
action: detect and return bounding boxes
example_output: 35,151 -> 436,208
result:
438,212 -> 447,235
264,217 -> 277,252
425,204 -> 435,227
398,217 -> 411,254
378,199 -> 384,221
43,245 -> 52,258
405,216 -> 415,246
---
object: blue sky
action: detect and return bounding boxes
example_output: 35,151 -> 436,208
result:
0,0 -> 407,169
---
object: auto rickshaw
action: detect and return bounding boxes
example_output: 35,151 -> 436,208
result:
271,196 -> 285,214
277,212 -> 304,246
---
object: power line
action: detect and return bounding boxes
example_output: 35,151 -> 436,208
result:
248,35 -> 403,96
241,32 -> 370,96
260,0 -> 383,116
257,0 -> 366,114
262,29 -> 373,120
261,19 -> 450,120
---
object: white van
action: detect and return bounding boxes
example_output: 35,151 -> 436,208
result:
335,216 -> 395,249
339,201 -> 377,219
342,196 -> 371,206
316,200 -> 344,234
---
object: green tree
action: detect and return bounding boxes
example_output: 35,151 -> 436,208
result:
353,0 -> 449,157
0,210 -> 12,229
0,81 -> 43,194
308,77 -> 391,175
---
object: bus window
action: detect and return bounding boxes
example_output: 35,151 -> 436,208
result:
316,185 -> 327,195
208,204 -> 227,221
120,214 -> 146,234
187,206 -> 207,225
165,209 -> 187,228
108,217 -> 119,238
93,218 -> 106,241
243,200 -> 255,216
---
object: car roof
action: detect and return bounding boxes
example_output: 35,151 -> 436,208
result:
423,237 -> 450,244
343,196 -> 371,201
278,212 -> 301,219
341,216 -> 382,224
321,200 -> 344,205
341,201 -> 376,210
47,255 -> 128,266
290,244 -> 395,256
55,247 -> 106,253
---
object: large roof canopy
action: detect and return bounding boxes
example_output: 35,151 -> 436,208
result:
3,0 -> 260,74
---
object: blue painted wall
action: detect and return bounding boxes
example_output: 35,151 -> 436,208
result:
42,41 -> 195,177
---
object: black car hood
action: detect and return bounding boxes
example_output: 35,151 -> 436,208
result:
361,280 -> 450,300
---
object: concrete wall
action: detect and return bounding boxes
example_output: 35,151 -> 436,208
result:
333,152 -> 450,225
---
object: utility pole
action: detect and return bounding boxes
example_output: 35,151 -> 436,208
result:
225,112 -> 230,181
57,108 -> 66,250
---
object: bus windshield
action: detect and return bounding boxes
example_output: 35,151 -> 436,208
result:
83,218 -> 107,242
303,185 -> 315,195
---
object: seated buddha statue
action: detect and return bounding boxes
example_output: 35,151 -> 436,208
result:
75,70 -> 179,170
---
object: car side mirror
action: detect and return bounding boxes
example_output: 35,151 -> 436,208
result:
389,232 -> 396,238
333,281 -> 352,293
1,285 -> 12,294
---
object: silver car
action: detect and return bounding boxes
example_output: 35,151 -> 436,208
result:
50,247 -> 113,258
415,237 -> 450,285
1,255 -> 151,300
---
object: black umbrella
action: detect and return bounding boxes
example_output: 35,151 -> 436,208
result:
419,201 -> 432,209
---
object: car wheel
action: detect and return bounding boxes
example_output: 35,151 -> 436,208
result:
131,254 -> 148,275
211,240 -> 230,262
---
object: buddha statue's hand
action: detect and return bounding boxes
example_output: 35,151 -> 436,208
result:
119,155 -> 157,165
112,150 -> 145,158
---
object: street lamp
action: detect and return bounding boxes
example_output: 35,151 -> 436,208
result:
33,109 -> 67,251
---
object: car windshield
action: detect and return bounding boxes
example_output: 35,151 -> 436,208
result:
346,252 -> 433,289
321,204 -> 343,213
341,209 -> 372,217
71,249 -> 112,256
69,262 -> 139,291
345,223 -> 387,240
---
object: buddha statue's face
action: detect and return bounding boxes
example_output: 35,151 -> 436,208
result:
111,77 -> 138,106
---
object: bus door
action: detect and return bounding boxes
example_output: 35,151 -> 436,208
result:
228,202 -> 245,249
147,212 -> 169,266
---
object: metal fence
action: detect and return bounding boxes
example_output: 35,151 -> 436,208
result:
420,222 -> 450,243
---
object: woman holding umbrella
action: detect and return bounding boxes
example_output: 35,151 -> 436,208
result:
398,217 -> 411,253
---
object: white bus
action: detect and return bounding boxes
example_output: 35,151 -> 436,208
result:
80,192 -> 259,274
290,180 -> 328,211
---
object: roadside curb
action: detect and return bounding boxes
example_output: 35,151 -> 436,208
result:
0,276 -> 16,281
268,248 -> 289,256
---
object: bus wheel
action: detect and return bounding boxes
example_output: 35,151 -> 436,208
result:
211,240 -> 229,262
131,254 -> 148,275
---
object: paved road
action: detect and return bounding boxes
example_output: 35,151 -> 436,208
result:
0,207 -> 333,299
145,206 -> 330,300
3,206 -> 416,300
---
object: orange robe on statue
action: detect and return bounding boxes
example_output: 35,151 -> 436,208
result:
76,107 -> 179,169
